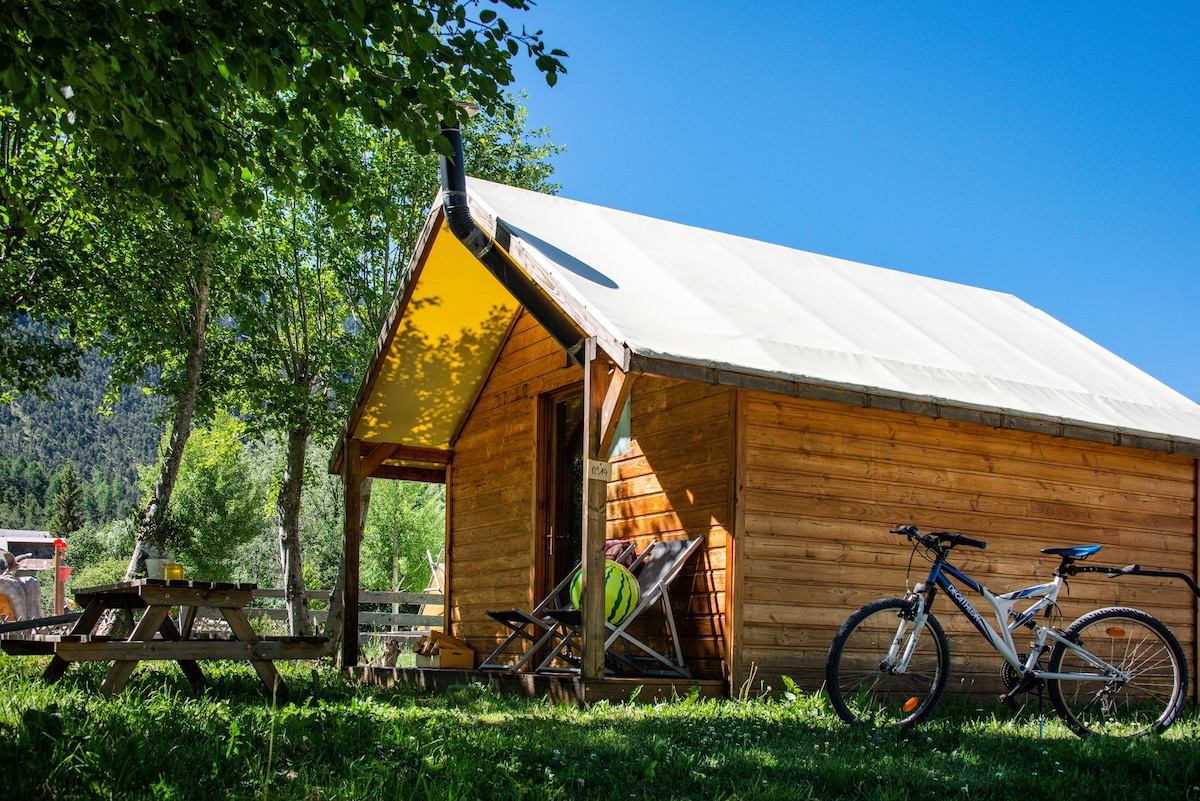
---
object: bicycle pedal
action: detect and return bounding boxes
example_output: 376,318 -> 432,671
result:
999,690 -> 1024,711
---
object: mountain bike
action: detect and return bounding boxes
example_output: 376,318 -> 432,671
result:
824,525 -> 1188,737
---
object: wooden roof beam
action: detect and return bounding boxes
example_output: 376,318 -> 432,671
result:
597,361 -> 637,458
372,465 -> 447,484
358,443 -> 399,478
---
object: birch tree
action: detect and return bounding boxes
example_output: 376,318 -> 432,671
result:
2,2 -> 566,576
233,104 -> 560,635
229,187 -> 361,635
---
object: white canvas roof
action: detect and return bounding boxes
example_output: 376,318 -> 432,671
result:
465,178 -> 1200,452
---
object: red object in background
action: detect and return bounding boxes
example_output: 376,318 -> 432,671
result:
54,538 -> 67,550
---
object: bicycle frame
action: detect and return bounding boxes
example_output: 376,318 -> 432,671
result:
889,550 -> 1131,684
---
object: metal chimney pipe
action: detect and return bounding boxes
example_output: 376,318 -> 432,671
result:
438,124 -> 495,259
437,123 -> 586,361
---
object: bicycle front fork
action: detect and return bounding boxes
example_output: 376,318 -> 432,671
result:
885,591 -> 930,673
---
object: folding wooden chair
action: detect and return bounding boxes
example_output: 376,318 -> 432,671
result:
479,541 -> 638,672
537,537 -> 704,678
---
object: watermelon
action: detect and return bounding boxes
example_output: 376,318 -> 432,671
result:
569,560 -> 640,624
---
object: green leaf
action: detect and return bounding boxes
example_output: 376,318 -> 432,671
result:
417,30 -> 439,53
144,122 -> 167,144
122,115 -> 143,139
308,59 -> 331,85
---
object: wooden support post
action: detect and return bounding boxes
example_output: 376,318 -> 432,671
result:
442,462 -> 453,636
53,540 -> 65,615
342,436 -> 362,669
581,338 -> 610,679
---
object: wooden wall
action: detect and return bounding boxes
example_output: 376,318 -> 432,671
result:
447,310 -> 579,644
447,311 -> 1195,697
735,391 -> 1198,697
447,311 -> 733,683
606,377 -> 735,682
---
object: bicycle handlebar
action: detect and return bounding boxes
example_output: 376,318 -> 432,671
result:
891,525 -> 987,552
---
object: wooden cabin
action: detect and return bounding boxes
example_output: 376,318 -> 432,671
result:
333,176 -> 1200,699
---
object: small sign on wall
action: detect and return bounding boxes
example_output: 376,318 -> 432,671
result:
587,459 -> 613,482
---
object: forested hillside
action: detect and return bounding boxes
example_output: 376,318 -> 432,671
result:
0,352 -> 161,528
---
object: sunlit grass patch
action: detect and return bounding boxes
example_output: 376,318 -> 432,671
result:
0,655 -> 1197,800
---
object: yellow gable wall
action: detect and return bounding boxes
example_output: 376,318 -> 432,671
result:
354,223 -> 519,449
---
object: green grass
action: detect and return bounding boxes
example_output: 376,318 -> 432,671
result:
2,654 -> 1198,800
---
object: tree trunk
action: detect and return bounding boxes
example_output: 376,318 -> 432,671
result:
125,255 -> 212,581
278,425 -> 312,636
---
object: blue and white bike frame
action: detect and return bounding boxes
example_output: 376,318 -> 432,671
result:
887,556 -> 1130,684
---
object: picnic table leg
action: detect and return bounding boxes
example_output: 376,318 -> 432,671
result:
156,612 -> 206,687
99,605 -> 172,697
42,601 -> 109,683
218,607 -> 289,704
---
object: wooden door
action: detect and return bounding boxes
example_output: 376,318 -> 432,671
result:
538,387 -> 584,601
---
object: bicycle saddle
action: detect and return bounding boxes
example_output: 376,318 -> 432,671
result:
1041,545 -> 1101,560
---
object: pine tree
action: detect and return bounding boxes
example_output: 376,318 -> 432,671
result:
82,472 -> 102,523
48,462 -> 84,537
109,473 -> 126,519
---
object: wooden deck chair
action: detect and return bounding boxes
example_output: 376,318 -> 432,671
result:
479,541 -> 638,672
538,537 -> 704,678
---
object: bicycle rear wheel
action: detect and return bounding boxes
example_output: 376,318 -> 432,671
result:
1047,607 -> 1187,737
825,597 -> 949,727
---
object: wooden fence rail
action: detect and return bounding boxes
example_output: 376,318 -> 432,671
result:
192,588 -> 444,632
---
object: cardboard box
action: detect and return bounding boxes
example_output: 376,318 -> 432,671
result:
412,632 -> 475,669
434,646 -> 475,669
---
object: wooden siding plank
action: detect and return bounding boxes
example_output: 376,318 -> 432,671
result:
603,377 -> 734,682
742,486 -> 1193,539
746,453 -> 1194,517
745,396 -> 1195,487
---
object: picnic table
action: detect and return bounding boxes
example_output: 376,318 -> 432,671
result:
0,579 -> 327,702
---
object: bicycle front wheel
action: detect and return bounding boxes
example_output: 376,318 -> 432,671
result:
1047,607 -> 1187,737
825,597 -> 949,727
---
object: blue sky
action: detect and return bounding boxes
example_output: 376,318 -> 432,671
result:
506,2 -> 1200,401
